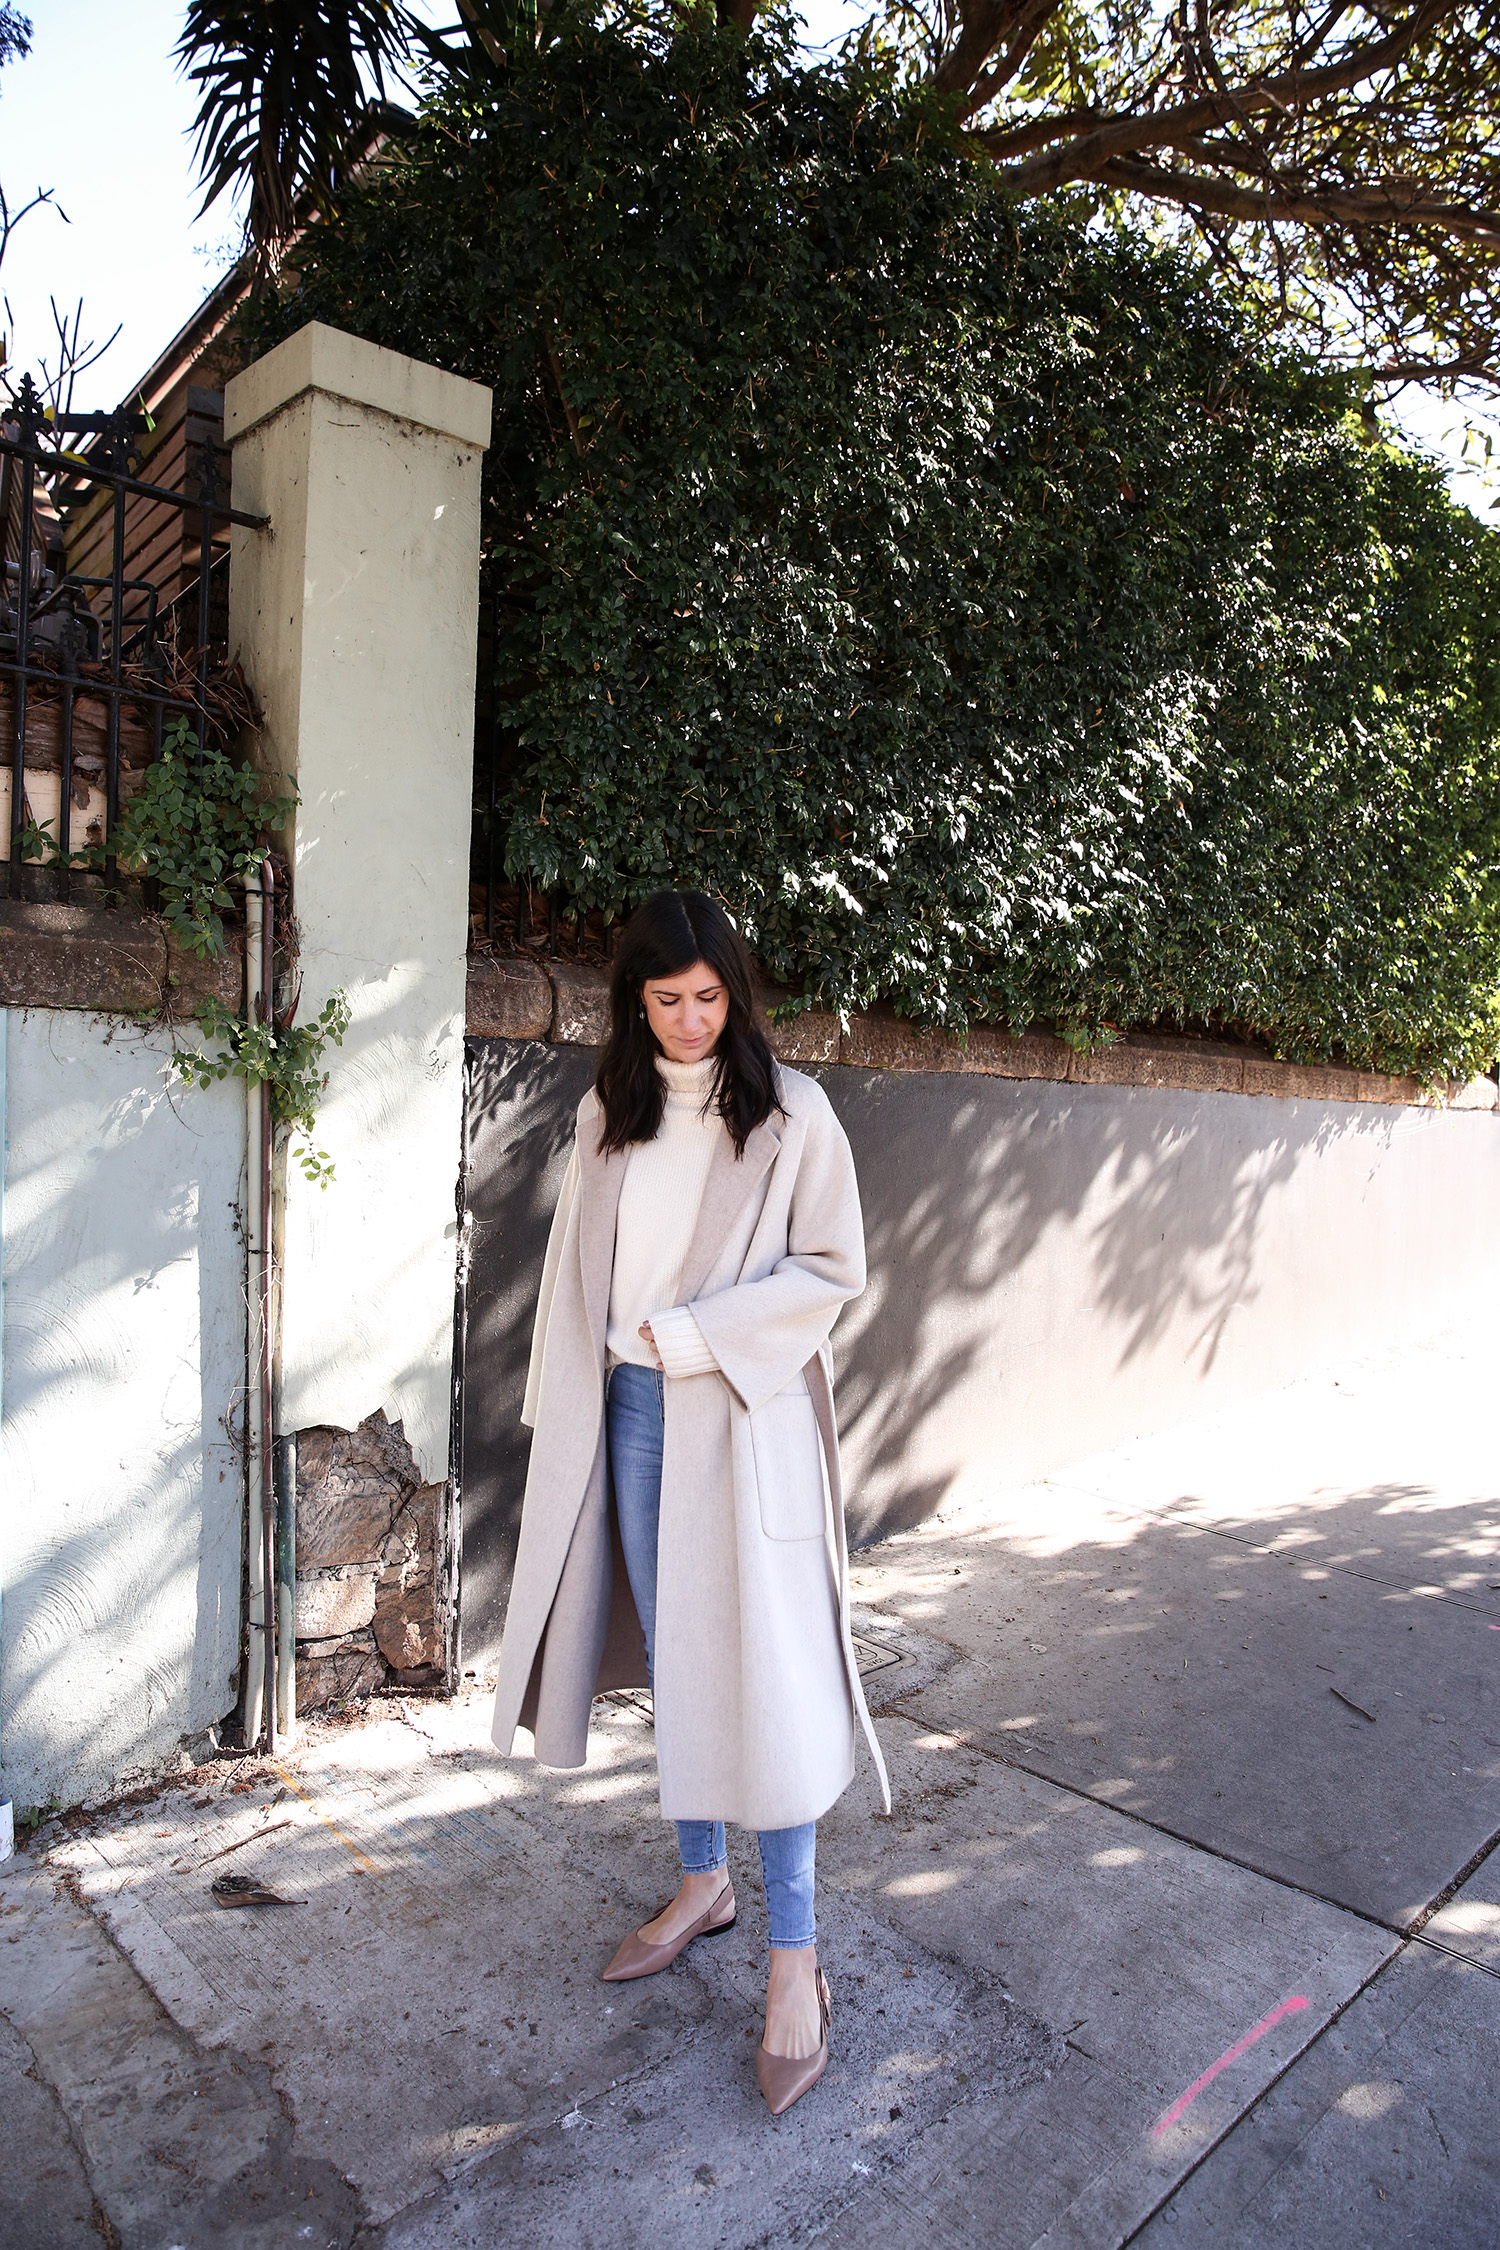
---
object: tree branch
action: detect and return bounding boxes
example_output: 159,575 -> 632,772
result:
981,107 -> 1107,163
0,179 -> 65,276
1370,350 -> 1500,384
541,323 -> 588,459
455,0 -> 507,67
1094,155 -> 1500,248
952,0 -> 1062,121
934,0 -> 1040,101
971,0 -> 1461,189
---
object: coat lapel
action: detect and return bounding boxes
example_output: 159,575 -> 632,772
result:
576,1099 -> 783,1352
576,1108 -> 626,1360
676,1116 -> 782,1306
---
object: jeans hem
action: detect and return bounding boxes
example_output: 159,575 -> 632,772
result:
679,1856 -> 729,1876
766,1933 -> 818,1951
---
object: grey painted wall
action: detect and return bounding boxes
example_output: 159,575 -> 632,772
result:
460,1039 -> 1500,1665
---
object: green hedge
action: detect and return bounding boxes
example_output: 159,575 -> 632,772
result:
247,16 -> 1500,1080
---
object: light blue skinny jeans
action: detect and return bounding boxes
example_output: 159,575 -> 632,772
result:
606,1361 -> 817,1950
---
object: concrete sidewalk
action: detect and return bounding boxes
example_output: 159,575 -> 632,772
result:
4,1317 -> 1498,2247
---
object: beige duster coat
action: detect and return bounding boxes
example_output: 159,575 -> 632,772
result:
489,1064 -> 890,1832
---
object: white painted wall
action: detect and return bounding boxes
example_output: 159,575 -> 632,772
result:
0,1009 -> 244,1811
225,324 -> 492,1483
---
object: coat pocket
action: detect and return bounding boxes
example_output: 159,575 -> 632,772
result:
750,1390 -> 826,1542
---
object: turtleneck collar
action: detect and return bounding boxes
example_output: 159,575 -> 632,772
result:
656,1052 -> 719,1101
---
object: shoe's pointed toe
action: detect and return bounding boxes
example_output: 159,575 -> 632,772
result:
757,1970 -> 832,2116
601,1927 -> 664,1982
600,1883 -> 736,1983
756,2037 -> 828,2116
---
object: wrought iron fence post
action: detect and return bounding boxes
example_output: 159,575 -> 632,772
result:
96,407 -> 140,898
58,613 -> 79,904
7,375 -> 42,896
194,434 -> 218,760
104,482 -> 125,894
146,626 -> 167,764
486,585 -> 499,944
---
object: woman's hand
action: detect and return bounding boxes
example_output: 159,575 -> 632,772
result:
638,1320 -> 665,1371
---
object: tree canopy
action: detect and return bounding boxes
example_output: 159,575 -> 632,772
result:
182,0 -> 1500,393
0,6 -> 29,68
246,18 -> 1500,1077
877,0 -> 1500,392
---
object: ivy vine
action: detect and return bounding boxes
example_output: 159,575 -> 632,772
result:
172,989 -> 352,1188
109,718 -> 297,957
91,717 -> 351,1186
247,17 -> 1500,1082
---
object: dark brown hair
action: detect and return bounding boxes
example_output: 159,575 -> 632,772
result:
594,891 -> 784,1157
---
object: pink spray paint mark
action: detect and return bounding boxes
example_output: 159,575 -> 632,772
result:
1150,1995 -> 1311,2139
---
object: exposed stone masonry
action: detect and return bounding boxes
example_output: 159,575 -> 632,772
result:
294,1410 -> 443,1715
3,896 -> 1490,1110
466,949 -> 1498,1111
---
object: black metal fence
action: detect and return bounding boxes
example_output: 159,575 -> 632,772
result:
471,572 -> 606,961
474,575 -> 518,948
0,370 -> 268,902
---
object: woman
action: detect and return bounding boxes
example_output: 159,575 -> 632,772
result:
491,889 -> 889,2116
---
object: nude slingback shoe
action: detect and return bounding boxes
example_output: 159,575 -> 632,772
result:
601,1881 -> 736,1983
757,1968 -> 832,2117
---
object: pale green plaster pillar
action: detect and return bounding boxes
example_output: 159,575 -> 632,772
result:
225,322 -> 492,1485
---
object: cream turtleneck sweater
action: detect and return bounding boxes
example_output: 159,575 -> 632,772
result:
605,1054 -> 723,1378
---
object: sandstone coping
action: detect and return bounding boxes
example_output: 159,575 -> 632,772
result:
465,950 -> 1497,1113
0,899 -> 242,1018
224,319 -> 493,451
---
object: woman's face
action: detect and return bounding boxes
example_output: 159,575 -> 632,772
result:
642,958 -> 730,1064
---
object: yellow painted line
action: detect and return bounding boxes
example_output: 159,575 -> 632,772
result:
271,1763 -> 380,1875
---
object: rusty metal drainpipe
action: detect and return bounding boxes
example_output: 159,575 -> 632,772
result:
259,857 -> 277,1759
240,871 -> 268,1748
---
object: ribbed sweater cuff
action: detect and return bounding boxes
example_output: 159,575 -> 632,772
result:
650,1305 -> 719,1379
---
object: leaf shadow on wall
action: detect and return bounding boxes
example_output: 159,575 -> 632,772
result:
823,1067 -> 1358,1544
456,1039 -> 1398,1623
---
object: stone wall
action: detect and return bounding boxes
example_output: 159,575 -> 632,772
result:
0,898 -> 242,1017
465,948 -> 1498,1112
